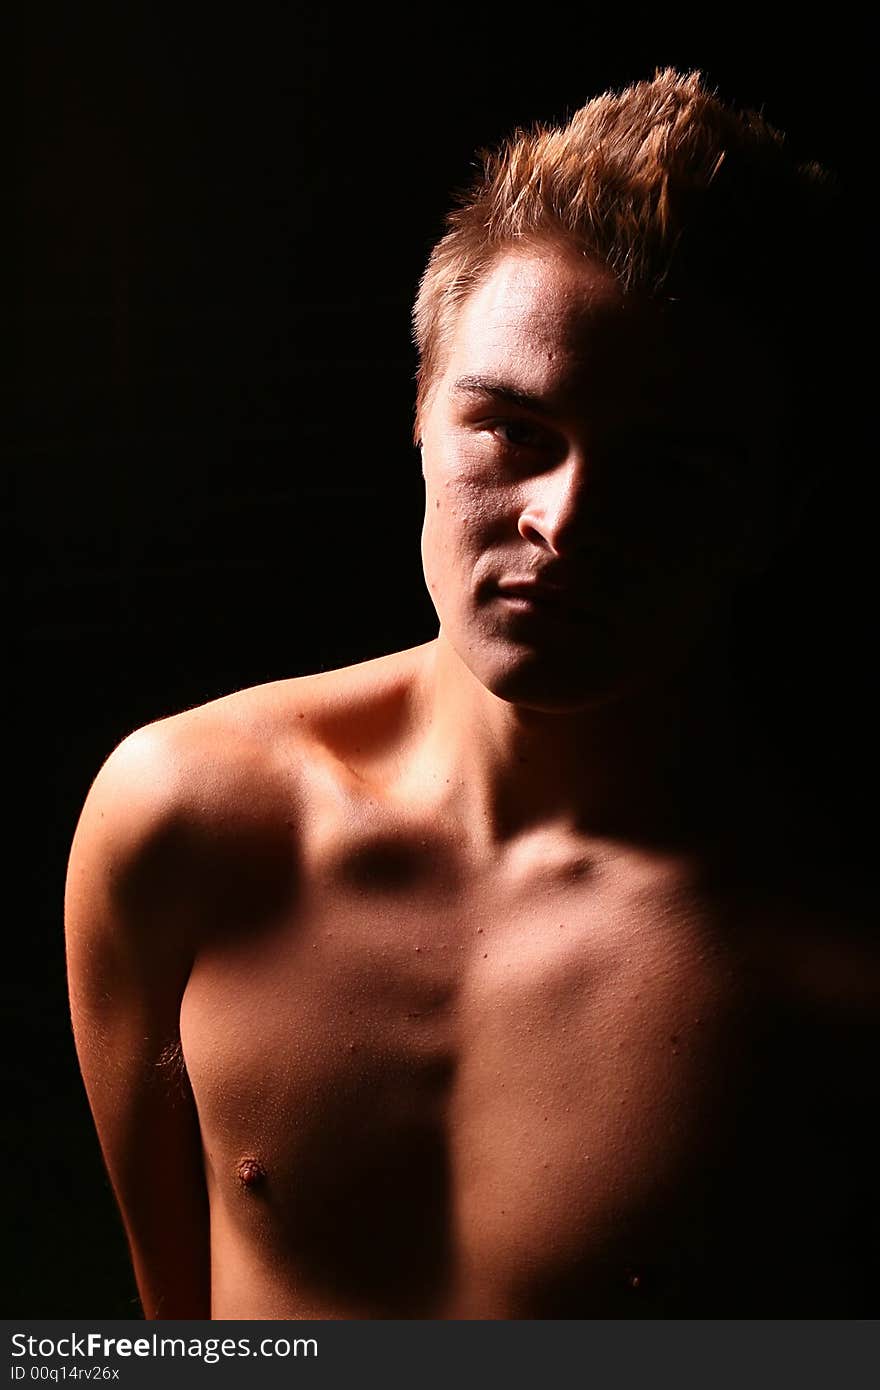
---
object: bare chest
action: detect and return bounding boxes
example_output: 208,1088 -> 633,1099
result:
179,830 -> 875,1315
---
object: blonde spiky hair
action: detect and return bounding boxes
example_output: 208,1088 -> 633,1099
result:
412,67 -> 837,444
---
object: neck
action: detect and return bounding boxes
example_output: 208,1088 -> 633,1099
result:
406,630 -> 749,849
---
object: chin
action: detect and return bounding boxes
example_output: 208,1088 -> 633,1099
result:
474,645 -> 639,715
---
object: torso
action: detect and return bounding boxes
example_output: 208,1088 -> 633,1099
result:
173,645 -> 879,1318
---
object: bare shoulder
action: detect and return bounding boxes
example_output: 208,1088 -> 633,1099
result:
208,639 -> 435,752
70,639 -> 436,928
175,638 -> 436,796
68,699 -> 292,923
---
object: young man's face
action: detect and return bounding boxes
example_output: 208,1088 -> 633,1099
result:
419,244 -> 785,712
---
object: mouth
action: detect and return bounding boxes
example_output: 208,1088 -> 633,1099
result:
493,581 -> 594,624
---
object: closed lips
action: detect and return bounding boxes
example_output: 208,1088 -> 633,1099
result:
496,583 -> 590,616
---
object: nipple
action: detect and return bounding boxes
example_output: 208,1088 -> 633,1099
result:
237,1156 -> 267,1189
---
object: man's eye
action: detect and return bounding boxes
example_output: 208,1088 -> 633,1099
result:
489,420 -> 548,449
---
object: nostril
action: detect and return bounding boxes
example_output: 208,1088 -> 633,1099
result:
518,458 -> 591,555
517,513 -> 557,552
518,508 -> 585,557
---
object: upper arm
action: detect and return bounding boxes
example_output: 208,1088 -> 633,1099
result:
65,725 -> 211,1319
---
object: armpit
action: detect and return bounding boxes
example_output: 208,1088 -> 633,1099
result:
155,1037 -> 192,1096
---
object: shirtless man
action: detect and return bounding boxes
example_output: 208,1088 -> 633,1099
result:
65,69 -> 877,1319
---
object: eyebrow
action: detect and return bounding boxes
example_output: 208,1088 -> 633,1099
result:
450,375 -> 557,417
451,373 -> 750,463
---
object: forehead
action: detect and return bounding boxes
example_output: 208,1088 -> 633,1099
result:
455,248 -> 625,355
438,245 -> 772,427
446,248 -> 659,390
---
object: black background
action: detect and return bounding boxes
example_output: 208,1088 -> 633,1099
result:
11,5 -> 872,1316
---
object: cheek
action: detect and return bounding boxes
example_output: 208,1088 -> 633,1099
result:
420,510 -> 441,601
421,476 -> 499,605
438,471 -> 509,551
420,499 -> 463,604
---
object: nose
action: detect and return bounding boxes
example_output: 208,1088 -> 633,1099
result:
517,452 -> 591,556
